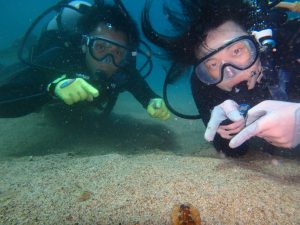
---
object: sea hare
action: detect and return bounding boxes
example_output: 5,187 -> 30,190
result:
171,203 -> 201,225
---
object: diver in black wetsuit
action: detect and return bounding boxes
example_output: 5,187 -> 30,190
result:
142,0 -> 300,156
0,1 -> 170,121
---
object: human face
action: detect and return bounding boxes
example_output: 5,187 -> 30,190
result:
195,21 -> 262,91
84,23 -> 128,77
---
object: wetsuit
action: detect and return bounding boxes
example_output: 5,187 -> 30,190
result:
191,19 -> 300,157
0,35 -> 158,118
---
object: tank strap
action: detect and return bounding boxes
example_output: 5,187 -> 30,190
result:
268,68 -> 289,100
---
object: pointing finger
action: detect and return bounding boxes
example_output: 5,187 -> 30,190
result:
229,122 -> 258,148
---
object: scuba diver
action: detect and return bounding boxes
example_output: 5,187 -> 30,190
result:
142,0 -> 300,156
0,0 -> 170,120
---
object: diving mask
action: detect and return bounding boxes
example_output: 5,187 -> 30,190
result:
82,35 -> 132,67
194,35 -> 260,85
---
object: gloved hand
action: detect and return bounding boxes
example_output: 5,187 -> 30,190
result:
52,77 -> 99,105
276,1 -> 300,13
147,98 -> 170,120
230,100 -> 300,149
204,99 -> 245,142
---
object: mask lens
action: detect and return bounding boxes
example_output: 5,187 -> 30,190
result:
195,36 -> 258,85
89,37 -> 129,67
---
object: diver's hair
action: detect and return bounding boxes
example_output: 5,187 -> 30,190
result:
142,0 -> 256,65
78,4 -> 139,49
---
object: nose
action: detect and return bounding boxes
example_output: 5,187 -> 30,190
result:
224,66 -> 235,77
223,65 -> 239,80
102,55 -> 114,64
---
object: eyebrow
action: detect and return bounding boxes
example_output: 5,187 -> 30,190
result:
204,57 -> 217,63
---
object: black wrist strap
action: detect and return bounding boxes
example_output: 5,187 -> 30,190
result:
48,82 -> 57,97
47,74 -> 67,98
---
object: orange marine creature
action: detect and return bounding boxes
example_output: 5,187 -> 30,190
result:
276,1 -> 300,13
171,203 -> 201,225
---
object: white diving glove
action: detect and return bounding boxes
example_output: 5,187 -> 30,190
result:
230,100 -> 300,149
204,99 -> 245,142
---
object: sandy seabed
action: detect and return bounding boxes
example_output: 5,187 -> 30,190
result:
0,94 -> 299,225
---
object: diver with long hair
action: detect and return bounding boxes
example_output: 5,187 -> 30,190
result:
142,0 -> 300,156
0,0 -> 170,120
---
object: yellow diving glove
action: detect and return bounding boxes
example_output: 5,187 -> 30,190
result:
48,76 -> 99,105
147,98 -> 170,120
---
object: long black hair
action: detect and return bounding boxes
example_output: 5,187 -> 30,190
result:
78,3 -> 140,49
142,0 -> 256,65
